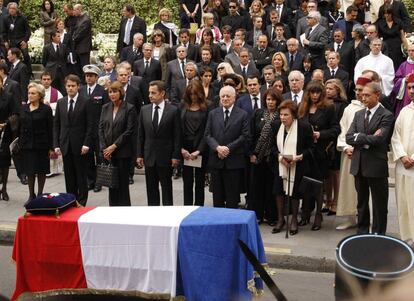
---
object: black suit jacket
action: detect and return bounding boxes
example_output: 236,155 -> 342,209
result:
8,61 -> 29,103
3,77 -> 21,110
303,24 -> 330,69
72,13 -> 92,54
346,105 -> 394,177
120,46 -> 143,67
205,106 -> 250,169
234,63 -> 260,81
99,101 -> 138,158
252,47 -> 276,73
53,94 -> 94,156
124,84 -> 143,115
42,43 -> 68,80
171,78 -> 188,104
4,13 -> 30,45
173,43 -> 198,62
137,102 -> 182,167
116,15 -> 147,53
327,41 -> 354,77
323,67 -> 349,92
133,58 -> 162,83
285,51 -> 304,71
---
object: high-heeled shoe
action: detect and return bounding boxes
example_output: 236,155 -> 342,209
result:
311,213 -> 323,231
298,218 -> 310,226
271,220 -> 285,234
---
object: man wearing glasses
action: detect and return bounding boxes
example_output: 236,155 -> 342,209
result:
221,0 -> 250,37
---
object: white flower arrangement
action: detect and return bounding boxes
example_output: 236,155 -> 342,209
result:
28,28 -> 45,64
92,33 -> 117,62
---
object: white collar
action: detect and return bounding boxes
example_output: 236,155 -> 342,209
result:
152,100 -> 165,110
366,102 -> 380,115
223,105 -> 234,114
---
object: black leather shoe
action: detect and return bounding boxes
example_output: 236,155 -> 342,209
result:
93,186 -> 102,193
298,218 -> 310,226
129,177 -> 134,185
311,214 -> 322,231
289,229 -> 298,236
2,191 -> 9,201
271,220 -> 285,234
88,184 -> 95,191
20,176 -> 28,185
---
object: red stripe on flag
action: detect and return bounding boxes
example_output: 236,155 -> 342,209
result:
12,206 -> 96,300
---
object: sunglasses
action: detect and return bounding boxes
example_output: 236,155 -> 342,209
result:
217,67 -> 225,71
229,6 -> 237,8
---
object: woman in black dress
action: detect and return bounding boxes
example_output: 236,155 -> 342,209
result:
99,81 -> 137,206
272,100 -> 314,235
298,80 -> 340,230
180,80 -> 210,206
19,83 -> 54,201
324,78 -> 348,216
250,88 -> 283,226
180,0 -> 202,28
0,80 -> 18,201
377,5 -> 408,71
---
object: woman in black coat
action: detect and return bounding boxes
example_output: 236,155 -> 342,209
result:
250,88 -> 283,226
298,80 -> 340,230
99,81 -> 138,206
0,80 -> 18,201
272,100 -> 314,235
19,83 -> 53,201
180,80 -> 210,206
153,8 -> 179,47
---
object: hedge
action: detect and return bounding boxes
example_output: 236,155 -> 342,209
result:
19,0 -> 180,35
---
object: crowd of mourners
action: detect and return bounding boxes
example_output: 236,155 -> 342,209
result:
0,0 -> 414,243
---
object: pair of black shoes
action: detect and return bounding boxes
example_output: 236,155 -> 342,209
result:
88,184 -> 102,192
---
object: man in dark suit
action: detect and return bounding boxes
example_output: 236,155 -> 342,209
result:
378,0 -> 412,33
264,0 -> 291,27
328,30 -> 354,78
133,43 -> 162,83
295,0 -> 328,40
234,48 -> 260,82
137,80 -> 181,206
7,47 -> 29,105
260,65 -> 276,95
346,82 -> 394,235
221,0 -> 250,36
285,38 -> 304,71
323,51 -> 349,92
205,85 -> 250,208
72,4 -> 92,75
252,35 -> 275,73
332,5 -> 359,42
174,29 -> 198,62
120,32 -> 144,67
165,46 -> 192,98
301,11 -> 329,69
116,4 -> 147,53
283,70 -> 305,104
236,75 -> 263,119
79,65 -> 108,193
4,2 -> 32,76
54,74 -> 94,206
171,62 -> 198,104
355,25 -> 389,63
42,31 -> 68,94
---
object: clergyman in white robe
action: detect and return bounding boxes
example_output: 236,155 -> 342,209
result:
391,101 -> 414,242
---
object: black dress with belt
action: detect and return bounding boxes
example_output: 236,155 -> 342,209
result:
19,103 -> 54,175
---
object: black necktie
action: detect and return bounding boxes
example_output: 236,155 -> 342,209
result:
289,54 -> 294,70
272,25 -> 276,40
253,97 -> 258,110
306,28 -> 311,39
88,87 -> 91,96
68,99 -> 74,123
181,60 -> 185,77
144,60 -> 149,74
242,66 -> 246,76
293,94 -> 298,104
364,110 -> 371,132
224,109 -> 229,126
56,44 -> 59,53
336,44 -> 341,52
153,105 -> 159,131
331,70 -> 335,78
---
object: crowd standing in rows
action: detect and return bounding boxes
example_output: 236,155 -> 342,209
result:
0,0 -> 413,243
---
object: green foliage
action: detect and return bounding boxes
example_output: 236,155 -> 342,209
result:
19,0 -> 180,35
402,0 -> 414,31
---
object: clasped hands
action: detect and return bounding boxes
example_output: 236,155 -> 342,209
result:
216,145 -> 229,159
181,148 -> 200,160
401,156 -> 414,170
281,154 -> 303,168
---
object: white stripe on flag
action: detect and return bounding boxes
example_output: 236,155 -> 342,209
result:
77,206 -> 199,295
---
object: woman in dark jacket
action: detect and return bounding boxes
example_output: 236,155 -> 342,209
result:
180,80 -> 210,206
324,78 -> 348,216
197,28 -> 222,63
298,80 -> 340,230
0,80 -> 18,201
250,88 -> 283,226
99,81 -> 138,206
153,8 -> 179,47
19,83 -> 54,201
272,100 -> 314,235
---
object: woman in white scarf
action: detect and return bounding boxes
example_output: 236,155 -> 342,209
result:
272,101 -> 314,236
153,8 -> 179,47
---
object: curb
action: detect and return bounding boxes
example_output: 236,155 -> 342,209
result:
0,227 -> 335,273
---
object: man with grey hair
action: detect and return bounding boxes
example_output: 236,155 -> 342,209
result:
283,70 -> 305,104
165,45 -> 192,98
296,0 -> 328,40
205,85 -> 250,208
72,4 -> 92,76
285,38 -> 304,71
301,10 -> 329,69
120,32 -> 144,66
346,81 -> 394,235
171,62 -> 199,103
354,38 -> 395,96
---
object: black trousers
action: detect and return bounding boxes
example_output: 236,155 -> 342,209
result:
354,174 -> 388,235
145,165 -> 173,206
52,66 -> 66,96
86,139 -> 101,187
251,161 -> 277,222
182,165 -> 205,206
63,152 -> 88,206
109,157 -> 131,206
211,168 -> 242,209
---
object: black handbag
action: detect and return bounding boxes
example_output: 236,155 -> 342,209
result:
96,161 -> 119,189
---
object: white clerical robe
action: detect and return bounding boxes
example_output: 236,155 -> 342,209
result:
391,102 -> 414,240
354,52 -> 395,96
336,100 -> 365,216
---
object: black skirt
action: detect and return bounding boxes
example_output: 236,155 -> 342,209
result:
22,149 -> 50,175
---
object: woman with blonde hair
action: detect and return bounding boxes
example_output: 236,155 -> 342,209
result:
249,0 -> 265,19
154,8 -> 179,47
272,52 -> 289,86
195,13 -> 222,44
19,83 -> 53,201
